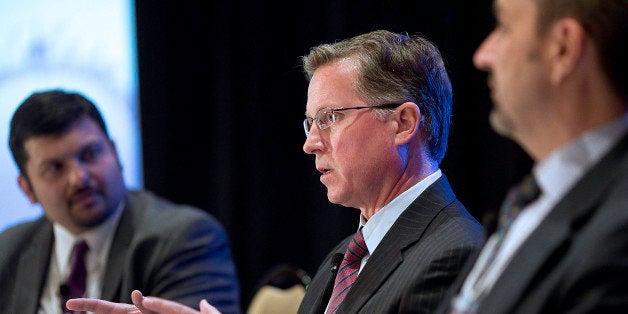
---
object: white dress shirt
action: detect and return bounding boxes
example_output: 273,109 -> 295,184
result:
38,201 -> 124,314
359,169 -> 442,273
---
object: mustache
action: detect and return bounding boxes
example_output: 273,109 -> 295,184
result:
486,74 -> 494,89
70,185 -> 100,201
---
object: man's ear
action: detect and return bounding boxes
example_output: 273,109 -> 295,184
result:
394,102 -> 420,146
546,17 -> 586,85
18,174 -> 37,204
109,139 -> 124,171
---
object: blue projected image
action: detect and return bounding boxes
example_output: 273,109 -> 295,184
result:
0,0 -> 142,232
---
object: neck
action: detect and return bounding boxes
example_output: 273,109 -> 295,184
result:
360,154 -> 437,220
517,70 -> 625,163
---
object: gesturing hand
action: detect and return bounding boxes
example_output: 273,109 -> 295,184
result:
66,290 -> 222,314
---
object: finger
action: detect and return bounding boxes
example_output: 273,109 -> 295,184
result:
142,296 -> 200,314
66,298 -> 139,313
131,290 -> 150,313
200,299 -> 222,314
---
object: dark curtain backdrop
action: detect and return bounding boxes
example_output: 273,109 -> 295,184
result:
135,0 -> 533,308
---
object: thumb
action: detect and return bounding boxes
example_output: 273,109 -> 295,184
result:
200,299 -> 222,314
131,290 -> 148,312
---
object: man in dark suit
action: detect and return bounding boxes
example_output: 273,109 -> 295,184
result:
0,89 -> 241,314
441,0 -> 628,313
66,30 -> 485,314
296,30 -> 484,314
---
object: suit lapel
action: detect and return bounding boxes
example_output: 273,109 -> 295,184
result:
478,206 -> 571,312
305,270 -> 333,314
340,175 -> 458,313
479,133 -> 628,312
438,248 -> 482,314
302,247 -> 347,314
14,221 -> 53,314
100,198 -> 134,301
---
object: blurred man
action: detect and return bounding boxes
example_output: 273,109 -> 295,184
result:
68,30 -> 485,314
0,89 -> 241,314
441,0 -> 628,313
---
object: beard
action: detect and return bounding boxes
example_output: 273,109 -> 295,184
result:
489,106 -> 515,139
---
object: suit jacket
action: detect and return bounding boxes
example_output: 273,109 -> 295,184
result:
440,133 -> 628,313
0,190 -> 241,314
298,175 -> 485,314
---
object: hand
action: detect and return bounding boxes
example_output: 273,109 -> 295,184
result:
65,294 -> 141,314
139,294 -> 221,314
66,290 -> 222,314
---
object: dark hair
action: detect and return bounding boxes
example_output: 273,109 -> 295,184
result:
301,30 -> 453,164
9,89 -> 110,175
534,0 -> 627,101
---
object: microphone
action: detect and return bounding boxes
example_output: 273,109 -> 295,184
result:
314,253 -> 344,314
330,253 -> 344,274
59,283 -> 70,299
59,283 -> 71,313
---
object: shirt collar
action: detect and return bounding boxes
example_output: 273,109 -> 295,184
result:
360,169 -> 442,254
534,112 -> 628,202
53,199 -> 125,272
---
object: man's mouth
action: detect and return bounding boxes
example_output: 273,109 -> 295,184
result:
71,189 -> 98,207
317,167 -> 331,175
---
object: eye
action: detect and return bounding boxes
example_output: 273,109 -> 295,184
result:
80,142 -> 105,163
318,110 -> 336,129
41,161 -> 64,178
494,16 -> 509,33
325,111 -> 336,123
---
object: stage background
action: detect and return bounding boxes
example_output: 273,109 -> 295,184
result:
134,0 -> 533,307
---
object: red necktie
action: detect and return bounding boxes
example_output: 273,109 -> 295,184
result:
327,229 -> 368,313
61,240 -> 89,314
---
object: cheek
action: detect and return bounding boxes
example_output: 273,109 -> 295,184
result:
95,156 -> 124,183
30,182 -> 66,208
332,131 -> 391,173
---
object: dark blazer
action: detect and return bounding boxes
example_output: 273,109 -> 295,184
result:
0,190 -> 241,314
440,133 -> 628,313
298,175 -> 485,314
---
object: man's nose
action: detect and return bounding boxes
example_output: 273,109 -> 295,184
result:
303,123 -> 324,154
473,31 -> 497,72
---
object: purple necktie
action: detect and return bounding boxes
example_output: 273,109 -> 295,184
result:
61,240 -> 89,314
327,229 -> 368,313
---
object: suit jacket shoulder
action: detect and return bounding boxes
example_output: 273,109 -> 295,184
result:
0,216 -> 53,314
103,189 -> 241,314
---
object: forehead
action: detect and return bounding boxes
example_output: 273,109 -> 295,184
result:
305,58 -> 364,115
495,0 -> 537,20
23,118 -> 108,163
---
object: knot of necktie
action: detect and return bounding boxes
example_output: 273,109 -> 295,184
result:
498,174 -> 541,232
344,229 -> 368,263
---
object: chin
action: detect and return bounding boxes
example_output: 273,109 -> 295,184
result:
325,188 -> 346,206
489,108 -> 515,139
74,206 -> 114,228
326,193 -> 341,205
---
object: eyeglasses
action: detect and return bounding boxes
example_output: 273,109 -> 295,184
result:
303,103 -> 401,136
